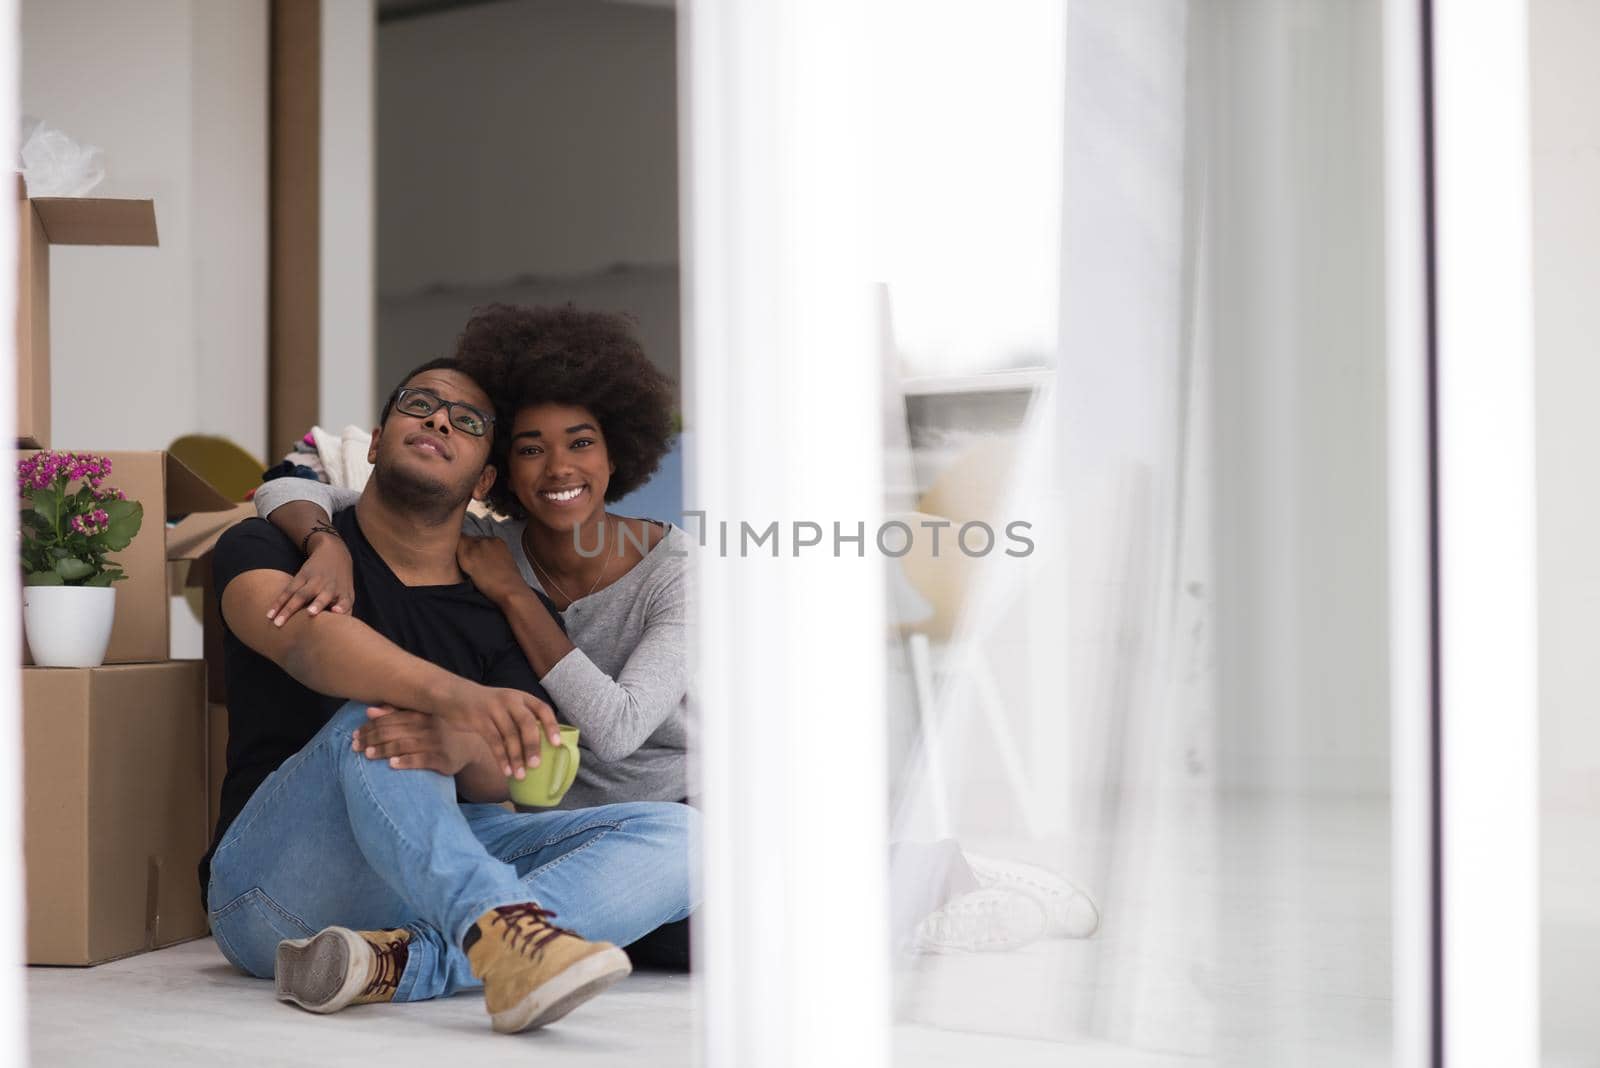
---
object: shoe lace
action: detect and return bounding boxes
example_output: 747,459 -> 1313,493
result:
495,903 -> 576,957
361,934 -> 409,998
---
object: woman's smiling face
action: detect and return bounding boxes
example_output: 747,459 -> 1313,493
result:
506,402 -> 615,532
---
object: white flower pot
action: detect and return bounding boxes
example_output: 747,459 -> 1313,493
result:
22,585 -> 117,668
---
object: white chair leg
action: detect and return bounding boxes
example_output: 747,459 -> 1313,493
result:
906,631 -> 953,840
969,649 -> 1039,838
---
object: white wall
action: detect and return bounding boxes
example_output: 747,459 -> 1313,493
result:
1530,0 -> 1600,1058
1530,0 -> 1600,813
21,0 -> 268,459
373,0 -> 678,410
320,0 -> 377,431
376,264 -> 679,401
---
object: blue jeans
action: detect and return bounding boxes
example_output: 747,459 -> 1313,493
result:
207,701 -> 696,1002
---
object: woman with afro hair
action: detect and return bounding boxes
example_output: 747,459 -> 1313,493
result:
251,304 -> 695,967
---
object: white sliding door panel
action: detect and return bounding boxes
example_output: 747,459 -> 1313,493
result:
1431,2 -> 1541,1065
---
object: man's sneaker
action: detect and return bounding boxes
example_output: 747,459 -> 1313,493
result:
275,926 -> 411,1013
914,887 -> 1047,953
966,853 -> 1100,939
464,903 -> 631,1034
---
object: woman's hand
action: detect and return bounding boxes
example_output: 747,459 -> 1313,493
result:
352,705 -> 481,776
457,534 -> 528,604
267,536 -> 356,626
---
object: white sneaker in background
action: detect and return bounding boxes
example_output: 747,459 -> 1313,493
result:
964,854 -> 1101,939
913,888 -> 1047,954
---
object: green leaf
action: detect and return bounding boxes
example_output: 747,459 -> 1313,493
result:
83,569 -> 123,587
53,557 -> 94,582
98,500 -> 143,552
24,571 -> 64,586
27,488 -> 59,527
48,546 -> 69,559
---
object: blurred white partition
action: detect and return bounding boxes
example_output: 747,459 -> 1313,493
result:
0,0 -> 23,1061
1054,0 -> 1205,1053
681,1 -> 892,1066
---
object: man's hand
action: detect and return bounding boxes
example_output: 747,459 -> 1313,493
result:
267,537 -> 356,626
434,678 -> 563,779
456,535 -> 528,605
223,567 -> 559,780
352,705 -> 479,774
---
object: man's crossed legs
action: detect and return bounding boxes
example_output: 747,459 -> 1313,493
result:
207,701 -> 695,1030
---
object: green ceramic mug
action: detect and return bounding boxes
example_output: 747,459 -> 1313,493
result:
507,725 -> 581,807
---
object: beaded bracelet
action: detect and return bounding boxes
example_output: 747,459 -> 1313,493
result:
300,522 -> 342,557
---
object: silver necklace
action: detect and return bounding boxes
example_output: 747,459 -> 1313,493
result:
524,521 -> 610,607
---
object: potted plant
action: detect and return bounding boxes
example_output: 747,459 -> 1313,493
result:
18,452 -> 143,667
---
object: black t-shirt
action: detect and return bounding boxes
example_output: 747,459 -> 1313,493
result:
198,506 -> 561,904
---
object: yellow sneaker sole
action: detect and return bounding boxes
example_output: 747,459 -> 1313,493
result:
489,945 -> 633,1034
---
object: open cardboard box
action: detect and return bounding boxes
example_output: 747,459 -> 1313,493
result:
15,176 -> 159,448
20,451 -> 236,664
171,502 -> 256,701
22,661 -> 209,965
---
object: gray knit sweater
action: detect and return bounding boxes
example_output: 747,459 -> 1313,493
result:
252,479 -> 690,807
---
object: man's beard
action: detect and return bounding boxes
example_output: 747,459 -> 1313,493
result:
371,457 -> 476,525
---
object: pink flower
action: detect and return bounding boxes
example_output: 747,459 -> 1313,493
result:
18,451 -> 126,508
68,507 -> 110,536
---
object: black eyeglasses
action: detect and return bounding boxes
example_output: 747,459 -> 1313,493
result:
391,388 -> 495,437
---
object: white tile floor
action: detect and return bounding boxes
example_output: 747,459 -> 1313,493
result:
898,794 -> 1398,1064
26,938 -> 1104,1068
28,939 -> 697,1067
25,795 -> 1406,1067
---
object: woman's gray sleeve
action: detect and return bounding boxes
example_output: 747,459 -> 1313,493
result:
252,479 -> 361,519
537,571 -> 688,764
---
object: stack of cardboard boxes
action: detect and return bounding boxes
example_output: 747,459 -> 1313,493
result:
16,178 -> 250,966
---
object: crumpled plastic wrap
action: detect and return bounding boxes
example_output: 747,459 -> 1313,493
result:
18,116 -> 105,197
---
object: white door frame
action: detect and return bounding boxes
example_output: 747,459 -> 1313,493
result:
1384,1 -> 1435,1063
1420,1 -> 1541,1065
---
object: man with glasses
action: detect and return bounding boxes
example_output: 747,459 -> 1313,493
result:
200,359 -> 695,1033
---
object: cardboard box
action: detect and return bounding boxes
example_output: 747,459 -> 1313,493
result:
170,502 -> 255,702
15,177 -> 159,448
206,702 -> 229,839
20,451 -> 236,664
23,661 -> 209,965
